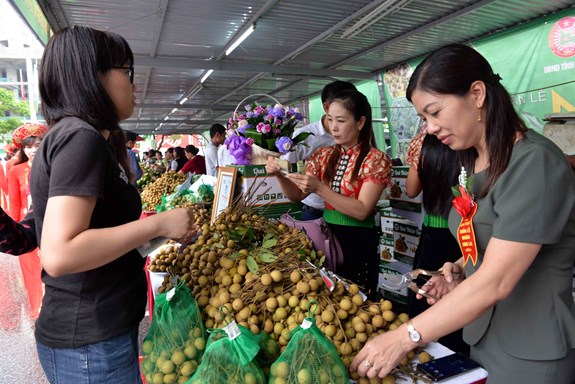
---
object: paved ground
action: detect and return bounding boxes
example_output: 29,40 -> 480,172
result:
0,253 -> 151,384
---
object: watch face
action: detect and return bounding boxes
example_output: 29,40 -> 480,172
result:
409,329 -> 421,342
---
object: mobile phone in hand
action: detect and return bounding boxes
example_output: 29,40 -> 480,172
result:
417,352 -> 481,382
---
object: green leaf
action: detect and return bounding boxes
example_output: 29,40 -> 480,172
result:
263,233 -> 274,241
466,175 -> 473,193
451,185 -> 461,197
262,239 -> 277,248
246,256 -> 259,275
292,132 -> 314,145
259,253 -> 277,263
236,227 -> 249,236
228,252 -> 241,260
310,250 -> 317,260
266,138 -> 277,151
319,255 -> 326,266
211,242 -> 224,249
243,129 -> 264,146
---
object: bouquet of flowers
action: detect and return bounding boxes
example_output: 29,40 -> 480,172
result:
225,101 -> 310,165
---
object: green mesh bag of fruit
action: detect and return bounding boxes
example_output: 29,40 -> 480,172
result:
186,307 -> 266,384
253,331 -> 280,379
269,300 -> 349,384
141,281 -> 207,384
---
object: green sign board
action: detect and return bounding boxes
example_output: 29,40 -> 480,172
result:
382,9 -> 575,160
9,0 -> 52,45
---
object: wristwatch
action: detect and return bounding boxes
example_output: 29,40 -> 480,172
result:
407,321 -> 422,343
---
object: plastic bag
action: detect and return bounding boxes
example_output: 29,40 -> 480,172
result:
187,307 -> 266,384
141,281 -> 207,384
269,300 -> 349,384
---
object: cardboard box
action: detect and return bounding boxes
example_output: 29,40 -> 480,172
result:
388,166 -> 423,213
233,165 -> 302,218
380,206 -> 409,234
377,260 -> 413,304
393,220 -> 420,264
379,234 -> 395,262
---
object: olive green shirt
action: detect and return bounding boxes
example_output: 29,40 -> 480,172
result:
449,130 -> 575,360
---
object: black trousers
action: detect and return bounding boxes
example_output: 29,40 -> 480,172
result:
327,223 -> 379,299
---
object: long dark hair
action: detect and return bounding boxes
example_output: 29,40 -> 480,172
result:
406,44 -> 528,197
324,89 -> 376,184
39,26 -> 134,132
418,134 -> 459,217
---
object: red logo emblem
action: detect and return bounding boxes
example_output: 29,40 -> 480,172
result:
548,16 -> 575,58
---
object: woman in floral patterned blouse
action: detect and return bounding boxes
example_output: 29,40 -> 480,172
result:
267,89 -> 392,297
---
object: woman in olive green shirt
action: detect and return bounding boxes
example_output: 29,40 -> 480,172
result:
351,44 -> 575,384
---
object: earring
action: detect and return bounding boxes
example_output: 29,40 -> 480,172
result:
477,107 -> 482,122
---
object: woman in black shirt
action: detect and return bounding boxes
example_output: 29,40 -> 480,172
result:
31,26 -> 196,383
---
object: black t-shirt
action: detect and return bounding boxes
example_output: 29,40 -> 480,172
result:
30,117 -> 146,348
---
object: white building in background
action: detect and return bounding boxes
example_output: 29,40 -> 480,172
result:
0,0 -> 44,121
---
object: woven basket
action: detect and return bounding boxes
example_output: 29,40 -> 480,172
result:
250,144 -> 280,165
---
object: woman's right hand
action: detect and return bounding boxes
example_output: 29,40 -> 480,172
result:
265,156 -> 282,176
417,262 -> 465,305
156,208 -> 198,243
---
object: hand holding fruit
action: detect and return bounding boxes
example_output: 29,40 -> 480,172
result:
286,173 -> 321,194
156,208 -> 198,243
350,324 -> 413,379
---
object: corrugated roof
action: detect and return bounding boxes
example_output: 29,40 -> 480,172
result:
38,0 -> 574,134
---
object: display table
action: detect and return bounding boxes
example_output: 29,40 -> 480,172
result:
398,342 -> 487,384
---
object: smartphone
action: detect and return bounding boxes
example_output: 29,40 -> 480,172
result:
417,352 -> 481,382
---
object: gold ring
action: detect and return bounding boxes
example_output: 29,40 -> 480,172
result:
364,360 -> 372,368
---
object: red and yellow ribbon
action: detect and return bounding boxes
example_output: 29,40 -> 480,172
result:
456,203 -> 478,266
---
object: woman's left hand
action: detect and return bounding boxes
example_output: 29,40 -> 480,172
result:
350,326 -> 413,379
285,173 -> 321,194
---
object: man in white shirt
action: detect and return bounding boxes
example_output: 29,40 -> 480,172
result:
282,80 -> 357,220
205,123 -> 226,177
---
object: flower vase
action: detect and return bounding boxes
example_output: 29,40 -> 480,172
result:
250,144 -> 280,165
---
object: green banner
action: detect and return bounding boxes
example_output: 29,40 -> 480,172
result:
9,0 -> 52,45
382,8 -> 575,161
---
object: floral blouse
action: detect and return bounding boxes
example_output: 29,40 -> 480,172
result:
307,145 -> 391,209
406,133 -> 425,171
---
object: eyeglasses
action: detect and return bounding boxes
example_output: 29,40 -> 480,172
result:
112,66 -> 134,84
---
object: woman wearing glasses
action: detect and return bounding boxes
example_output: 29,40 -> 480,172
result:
31,26 -> 196,383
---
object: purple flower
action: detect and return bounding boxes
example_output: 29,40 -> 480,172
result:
254,106 -> 265,115
274,128 -> 281,135
246,137 -> 254,146
256,122 -> 265,133
261,124 -> 272,134
275,118 -> 282,125
225,134 -> 252,165
275,136 -> 293,154
270,105 -> 286,118
246,111 -> 254,118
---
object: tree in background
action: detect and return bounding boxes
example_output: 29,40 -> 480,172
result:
0,88 -> 30,143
